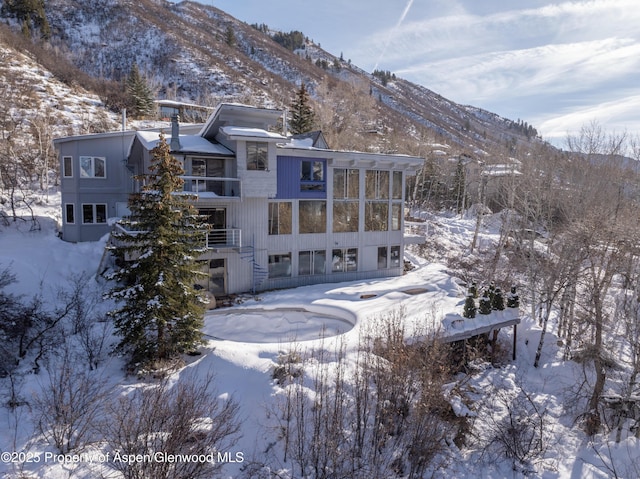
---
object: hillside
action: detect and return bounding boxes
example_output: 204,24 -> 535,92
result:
0,0 -> 547,160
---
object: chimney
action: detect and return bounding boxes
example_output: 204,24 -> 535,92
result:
170,114 -> 181,151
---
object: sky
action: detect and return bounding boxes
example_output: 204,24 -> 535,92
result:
208,0 -> 640,146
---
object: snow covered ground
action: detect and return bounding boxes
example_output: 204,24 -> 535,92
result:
0,196 -> 638,479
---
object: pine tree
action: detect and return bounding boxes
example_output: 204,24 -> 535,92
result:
478,291 -> 492,315
507,286 -> 520,308
492,287 -> 505,311
126,62 -> 155,119
2,0 -> 49,38
289,82 -> 315,135
469,281 -> 478,299
463,294 -> 477,319
225,25 -> 236,47
106,134 -> 209,368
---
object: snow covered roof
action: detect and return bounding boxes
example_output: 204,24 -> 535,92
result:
220,126 -> 286,140
135,131 -> 233,155
199,103 -> 284,139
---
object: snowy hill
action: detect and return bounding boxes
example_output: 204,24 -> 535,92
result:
0,0 -> 549,159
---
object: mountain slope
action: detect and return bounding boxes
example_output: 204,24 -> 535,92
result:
1,0 -> 548,159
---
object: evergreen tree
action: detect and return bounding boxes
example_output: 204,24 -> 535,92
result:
492,287 -> 505,311
106,134 -> 209,368
463,294 -> 477,319
2,0 -> 50,38
289,82 -> 315,135
225,25 -> 236,47
478,291 -> 492,315
507,286 -> 520,308
126,62 -> 155,119
469,281 -> 478,299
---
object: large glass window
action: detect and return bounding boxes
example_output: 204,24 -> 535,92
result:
392,171 -> 403,199
81,204 -> 107,224
299,250 -> 326,275
391,246 -> 401,268
365,170 -> 389,199
299,200 -> 326,234
365,201 -> 388,231
332,248 -> 358,272
79,156 -> 106,178
268,202 -> 292,235
300,160 -> 325,191
333,201 -> 359,233
378,246 -> 388,269
269,253 -> 291,278
391,203 -> 402,231
246,142 -> 268,170
63,156 -> 73,177
333,168 -> 359,199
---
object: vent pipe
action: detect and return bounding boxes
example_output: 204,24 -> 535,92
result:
170,114 -> 181,151
122,108 -> 127,131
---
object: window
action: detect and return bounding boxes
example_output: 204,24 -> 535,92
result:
365,201 -> 388,231
333,169 -> 359,233
391,203 -> 402,231
63,156 -> 73,177
333,201 -> 359,233
392,171 -> 403,199
82,204 -> 107,224
268,202 -> 292,235
299,250 -> 326,275
300,160 -> 325,191
246,142 -> 268,170
65,204 -> 75,224
268,253 -> 291,278
365,170 -> 389,199
299,200 -> 326,234
332,248 -> 358,272
79,156 -> 106,178
192,158 -> 206,177
378,246 -> 388,269
333,168 -> 359,199
390,246 -> 401,268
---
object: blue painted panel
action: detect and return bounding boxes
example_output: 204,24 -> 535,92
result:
276,156 -> 327,199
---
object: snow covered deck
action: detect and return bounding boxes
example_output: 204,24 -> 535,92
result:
203,257 -> 521,352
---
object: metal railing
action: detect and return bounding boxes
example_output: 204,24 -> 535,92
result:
181,176 -> 241,198
206,228 -> 241,248
112,223 -> 241,249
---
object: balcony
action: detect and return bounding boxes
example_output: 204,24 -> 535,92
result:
206,228 -> 241,249
112,223 -> 242,250
182,176 -> 241,199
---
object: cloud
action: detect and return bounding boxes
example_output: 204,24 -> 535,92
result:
346,0 -> 640,142
356,0 -> 640,67
538,94 -> 640,144
373,0 -> 415,70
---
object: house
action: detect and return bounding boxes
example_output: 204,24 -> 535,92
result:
54,103 -> 424,295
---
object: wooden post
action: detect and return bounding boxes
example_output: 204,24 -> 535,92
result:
512,323 -> 518,360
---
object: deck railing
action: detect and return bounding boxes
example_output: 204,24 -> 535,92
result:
113,223 -> 241,249
181,176 -> 241,198
206,229 -> 241,248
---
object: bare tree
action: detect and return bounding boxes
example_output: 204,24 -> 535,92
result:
103,372 -> 241,479
33,346 -> 109,453
273,311 -> 453,479
475,373 -> 553,474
